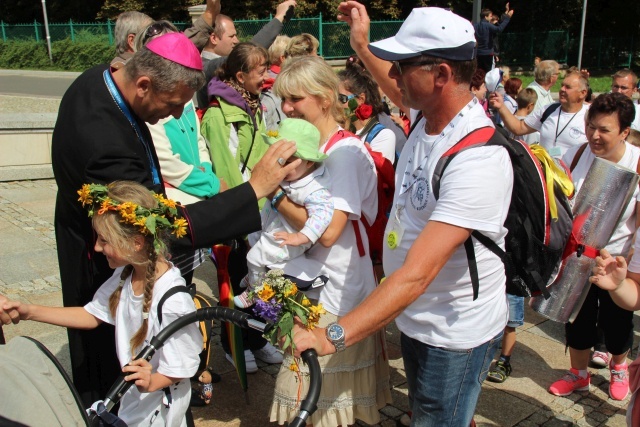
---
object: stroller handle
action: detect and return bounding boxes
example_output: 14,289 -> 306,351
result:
98,307 -> 321,427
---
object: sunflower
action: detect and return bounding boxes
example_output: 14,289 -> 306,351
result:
172,218 -> 188,238
77,184 -> 93,206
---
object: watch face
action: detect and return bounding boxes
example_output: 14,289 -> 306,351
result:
328,324 -> 344,340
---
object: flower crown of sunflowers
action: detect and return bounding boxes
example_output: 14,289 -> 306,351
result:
77,183 -> 188,252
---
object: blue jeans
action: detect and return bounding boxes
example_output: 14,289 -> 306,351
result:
401,331 -> 503,426
506,293 -> 525,328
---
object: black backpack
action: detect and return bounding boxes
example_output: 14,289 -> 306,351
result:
431,126 -> 574,299
157,283 -> 215,405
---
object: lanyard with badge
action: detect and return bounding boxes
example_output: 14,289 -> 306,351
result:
548,108 -> 578,158
103,69 -> 161,186
386,97 -> 478,250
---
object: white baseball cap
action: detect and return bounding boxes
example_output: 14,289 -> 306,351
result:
368,7 -> 476,61
485,68 -> 504,92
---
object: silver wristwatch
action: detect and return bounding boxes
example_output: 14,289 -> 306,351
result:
325,322 -> 346,352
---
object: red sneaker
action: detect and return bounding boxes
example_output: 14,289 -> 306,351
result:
609,362 -> 630,401
548,368 -> 590,396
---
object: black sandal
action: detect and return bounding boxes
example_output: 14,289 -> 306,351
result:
487,360 -> 512,383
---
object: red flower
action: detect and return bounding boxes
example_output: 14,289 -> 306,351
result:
354,104 -> 373,121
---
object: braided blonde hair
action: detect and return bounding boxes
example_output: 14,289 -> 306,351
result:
93,181 -> 170,354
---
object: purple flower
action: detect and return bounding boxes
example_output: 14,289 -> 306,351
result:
253,298 -> 283,323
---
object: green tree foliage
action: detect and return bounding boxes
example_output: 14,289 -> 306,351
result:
221,0 -> 400,21
97,0 -> 202,21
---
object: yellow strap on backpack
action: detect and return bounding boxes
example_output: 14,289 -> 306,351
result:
529,144 -> 574,221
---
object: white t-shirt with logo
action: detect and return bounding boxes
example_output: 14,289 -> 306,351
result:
85,266 -> 201,427
524,103 -> 589,157
563,142 -> 640,257
384,102 -> 511,350
303,131 -> 379,317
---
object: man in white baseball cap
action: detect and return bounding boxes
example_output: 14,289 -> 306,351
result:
287,2 -> 513,426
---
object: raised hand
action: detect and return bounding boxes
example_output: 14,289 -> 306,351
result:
590,249 -> 628,291
275,0 -> 297,22
337,1 -> 371,52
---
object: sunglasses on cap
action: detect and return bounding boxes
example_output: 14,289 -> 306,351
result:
141,21 -> 176,46
338,93 -> 357,104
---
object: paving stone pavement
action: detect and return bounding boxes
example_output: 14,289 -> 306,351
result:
1,178 -> 638,427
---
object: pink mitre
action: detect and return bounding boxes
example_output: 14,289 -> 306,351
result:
146,32 -> 203,71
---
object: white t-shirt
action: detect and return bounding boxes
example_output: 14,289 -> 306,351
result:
357,126 -> 396,163
511,115 -> 540,145
527,81 -> 555,113
563,142 -> 640,257
385,101 -> 511,350
304,131 -> 378,317
525,103 -> 589,157
632,104 -> 640,131
85,266 -> 201,427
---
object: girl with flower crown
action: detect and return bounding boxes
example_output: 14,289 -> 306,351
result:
0,181 -> 201,427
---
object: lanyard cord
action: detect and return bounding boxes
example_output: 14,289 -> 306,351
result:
398,97 -> 478,200
103,69 -> 161,185
554,108 -> 579,147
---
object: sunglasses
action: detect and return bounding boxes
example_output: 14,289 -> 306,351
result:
392,59 -> 437,76
141,22 -> 176,46
338,93 -> 357,104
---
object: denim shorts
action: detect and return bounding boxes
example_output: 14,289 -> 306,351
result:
507,293 -> 525,328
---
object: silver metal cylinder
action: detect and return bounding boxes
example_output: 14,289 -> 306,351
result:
530,157 -> 639,323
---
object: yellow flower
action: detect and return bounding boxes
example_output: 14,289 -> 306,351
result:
172,218 -> 188,238
77,184 -> 92,206
283,283 -> 298,298
306,303 -> 326,330
97,199 -> 116,215
289,361 -> 299,372
162,198 -> 177,209
301,297 -> 311,307
257,284 -> 276,301
133,217 -> 149,233
266,130 -> 279,138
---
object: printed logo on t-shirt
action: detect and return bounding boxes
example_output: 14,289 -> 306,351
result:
570,127 -> 584,139
410,177 -> 430,211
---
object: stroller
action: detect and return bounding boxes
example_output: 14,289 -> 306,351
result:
0,307 -> 320,427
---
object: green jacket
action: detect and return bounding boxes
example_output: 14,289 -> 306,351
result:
201,97 -> 269,194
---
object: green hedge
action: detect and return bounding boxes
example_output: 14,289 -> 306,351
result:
0,36 -> 114,71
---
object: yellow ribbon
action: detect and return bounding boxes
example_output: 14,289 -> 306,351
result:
529,144 -> 575,221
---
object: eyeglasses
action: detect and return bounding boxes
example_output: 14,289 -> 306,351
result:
392,59 -> 437,75
338,93 -> 357,104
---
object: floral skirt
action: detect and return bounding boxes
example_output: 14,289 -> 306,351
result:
269,312 -> 392,427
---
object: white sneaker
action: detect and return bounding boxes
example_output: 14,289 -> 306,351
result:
225,350 -> 258,373
253,342 -> 284,364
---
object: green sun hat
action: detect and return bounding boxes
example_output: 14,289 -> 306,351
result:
262,118 -> 327,162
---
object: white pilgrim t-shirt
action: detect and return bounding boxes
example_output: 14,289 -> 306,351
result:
524,103 -> 589,157
385,101 -> 511,350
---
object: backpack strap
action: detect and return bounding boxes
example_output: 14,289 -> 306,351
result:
365,122 -> 386,144
408,111 -> 424,137
323,129 -> 369,258
540,102 -> 561,124
432,126 -> 496,199
432,126 -> 511,300
569,143 -> 589,172
157,284 -> 195,325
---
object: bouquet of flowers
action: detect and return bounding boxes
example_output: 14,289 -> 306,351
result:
250,270 -> 326,354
